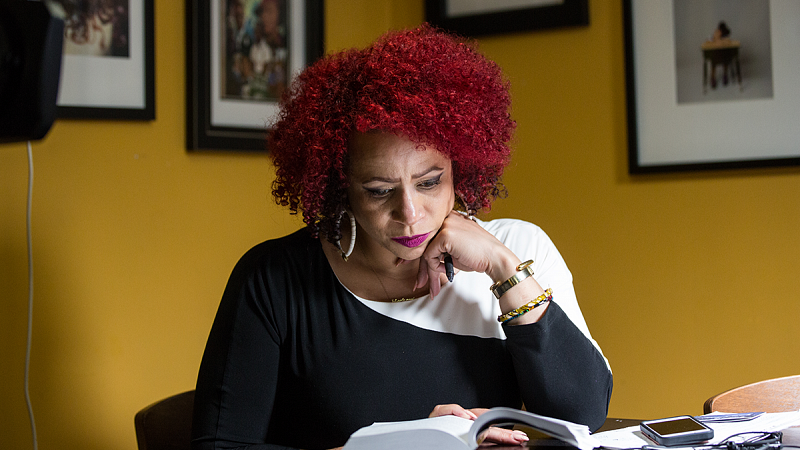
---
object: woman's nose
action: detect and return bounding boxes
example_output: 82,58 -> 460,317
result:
394,190 -> 423,225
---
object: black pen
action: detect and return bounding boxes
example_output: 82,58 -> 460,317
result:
444,254 -> 454,282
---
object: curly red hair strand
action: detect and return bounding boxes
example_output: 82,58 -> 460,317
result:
269,24 -> 515,243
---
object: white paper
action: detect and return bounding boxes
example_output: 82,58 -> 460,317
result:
592,410 -> 800,449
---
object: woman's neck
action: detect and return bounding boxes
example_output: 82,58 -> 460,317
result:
321,237 -> 428,302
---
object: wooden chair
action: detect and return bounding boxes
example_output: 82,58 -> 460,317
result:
134,390 -> 195,450
704,375 -> 800,414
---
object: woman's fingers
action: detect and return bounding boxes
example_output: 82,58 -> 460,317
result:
429,405 -> 529,447
467,407 -> 490,416
418,212 -> 486,299
427,262 -> 442,299
469,407 -> 528,446
414,257 -> 429,291
428,404 -> 477,420
414,252 -> 443,299
477,427 -> 529,446
424,211 -> 502,274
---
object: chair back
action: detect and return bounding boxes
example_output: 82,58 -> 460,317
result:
704,375 -> 800,414
134,390 -> 195,450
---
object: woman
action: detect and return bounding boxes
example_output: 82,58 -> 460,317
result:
192,25 -> 612,450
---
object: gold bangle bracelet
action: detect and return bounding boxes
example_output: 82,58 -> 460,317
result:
490,260 -> 534,299
497,288 -> 553,323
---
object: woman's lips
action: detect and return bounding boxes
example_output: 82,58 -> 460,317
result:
391,233 -> 430,248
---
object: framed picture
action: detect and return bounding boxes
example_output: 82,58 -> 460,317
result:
425,0 -> 589,37
187,0 -> 324,151
625,0 -> 800,173
54,0 -> 155,120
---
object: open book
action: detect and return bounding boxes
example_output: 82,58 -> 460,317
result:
342,407 -> 601,450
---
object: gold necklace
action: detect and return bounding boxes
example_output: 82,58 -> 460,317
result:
364,255 -> 419,303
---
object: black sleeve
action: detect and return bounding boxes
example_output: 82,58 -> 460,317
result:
191,246 -> 297,450
503,301 -> 613,432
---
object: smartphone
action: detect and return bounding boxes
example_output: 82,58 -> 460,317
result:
640,415 -> 714,446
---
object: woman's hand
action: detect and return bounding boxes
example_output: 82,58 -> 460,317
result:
429,404 -> 530,447
416,211 -> 520,299
428,403 -> 479,420
416,211 -> 548,324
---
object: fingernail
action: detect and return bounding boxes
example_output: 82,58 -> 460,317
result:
512,430 -> 529,441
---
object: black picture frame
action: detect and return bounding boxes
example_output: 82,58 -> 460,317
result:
425,0 -> 589,37
625,0 -> 800,174
187,0 -> 324,152
56,0 -> 155,120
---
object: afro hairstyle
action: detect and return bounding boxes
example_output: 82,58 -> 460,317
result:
269,24 -> 515,244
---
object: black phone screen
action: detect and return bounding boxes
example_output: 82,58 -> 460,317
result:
647,418 -> 707,435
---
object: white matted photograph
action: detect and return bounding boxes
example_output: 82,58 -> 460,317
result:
624,0 -> 800,173
187,0 -> 323,151
50,0 -> 155,120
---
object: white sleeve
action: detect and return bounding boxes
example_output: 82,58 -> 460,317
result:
479,218 -> 611,371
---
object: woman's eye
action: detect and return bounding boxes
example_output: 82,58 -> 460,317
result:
365,187 -> 392,198
419,175 -> 442,189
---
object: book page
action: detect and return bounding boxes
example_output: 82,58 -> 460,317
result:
344,415 -> 472,450
468,407 -> 599,450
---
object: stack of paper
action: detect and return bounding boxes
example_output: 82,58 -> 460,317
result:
592,410 -> 800,449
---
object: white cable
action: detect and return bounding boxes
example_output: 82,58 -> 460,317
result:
25,141 -> 38,450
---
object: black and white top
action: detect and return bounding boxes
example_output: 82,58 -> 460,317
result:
192,218 -> 613,450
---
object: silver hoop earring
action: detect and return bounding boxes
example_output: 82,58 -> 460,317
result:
336,210 -> 356,261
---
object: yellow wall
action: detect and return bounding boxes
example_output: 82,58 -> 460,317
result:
1,1 -> 799,449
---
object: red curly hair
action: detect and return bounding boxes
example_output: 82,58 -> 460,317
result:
270,24 -> 515,243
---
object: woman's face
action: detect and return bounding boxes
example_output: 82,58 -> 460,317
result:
347,131 -> 455,263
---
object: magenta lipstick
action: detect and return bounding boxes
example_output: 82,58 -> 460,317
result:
391,233 -> 430,248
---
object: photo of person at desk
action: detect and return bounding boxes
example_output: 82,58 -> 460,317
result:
701,21 -> 742,91
191,24 -> 613,450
